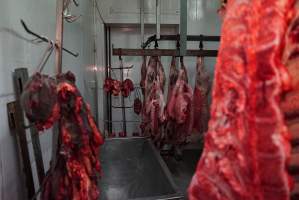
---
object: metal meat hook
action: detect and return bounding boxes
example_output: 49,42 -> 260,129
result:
20,19 -> 79,57
0,27 -> 41,44
64,14 -> 81,23
63,0 -> 81,23
35,40 -> 55,73
63,0 -> 79,9
199,37 -> 204,50
180,56 -> 184,64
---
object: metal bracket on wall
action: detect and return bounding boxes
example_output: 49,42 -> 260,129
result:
20,20 -> 79,58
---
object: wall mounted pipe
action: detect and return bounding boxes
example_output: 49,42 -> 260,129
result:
156,0 -> 161,40
180,0 -> 187,56
140,0 -> 145,47
51,0 -> 65,182
55,0 -> 64,74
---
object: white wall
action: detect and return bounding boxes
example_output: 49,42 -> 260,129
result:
0,0 -> 98,199
97,0 -> 180,24
94,19 -> 106,133
186,0 -> 221,82
96,0 -> 222,136
186,0 -> 221,104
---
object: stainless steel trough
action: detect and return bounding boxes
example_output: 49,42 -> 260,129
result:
100,137 -> 183,200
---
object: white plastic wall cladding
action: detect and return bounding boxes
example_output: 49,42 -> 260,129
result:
99,0 -> 180,24
0,0 -> 97,199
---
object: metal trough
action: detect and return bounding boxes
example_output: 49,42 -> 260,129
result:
100,137 -> 183,200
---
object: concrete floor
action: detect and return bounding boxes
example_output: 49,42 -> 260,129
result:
100,138 -> 183,200
163,149 -> 202,199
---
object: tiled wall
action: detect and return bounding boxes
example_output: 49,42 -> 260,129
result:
0,0 -> 98,199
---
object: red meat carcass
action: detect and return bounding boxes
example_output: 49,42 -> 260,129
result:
167,61 -> 193,144
157,58 -> 166,92
188,0 -> 294,199
103,78 -> 121,96
165,57 -> 179,144
122,78 -> 134,97
141,56 -> 166,144
118,131 -> 127,137
21,73 -> 59,130
166,57 -> 179,103
103,77 -> 113,93
141,57 -> 157,135
145,80 -> 166,136
109,132 -> 117,138
111,79 -> 121,96
191,57 -> 210,134
22,71 -> 104,200
140,56 -> 147,96
280,3 -> 299,198
217,0 -> 227,18
134,98 -> 142,115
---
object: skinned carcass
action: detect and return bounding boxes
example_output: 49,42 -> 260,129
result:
122,78 -> 134,97
166,57 -> 179,103
188,0 -> 294,199
141,56 -> 166,146
133,97 -> 142,115
104,78 -> 121,96
191,57 -> 211,134
141,57 -> 158,136
21,73 -> 59,130
140,56 -> 147,96
166,60 -> 193,144
165,57 -> 179,144
280,1 -> 299,198
22,71 -> 104,200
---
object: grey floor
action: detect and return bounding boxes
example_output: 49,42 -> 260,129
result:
163,149 -> 202,199
99,138 -> 203,200
100,138 -> 184,200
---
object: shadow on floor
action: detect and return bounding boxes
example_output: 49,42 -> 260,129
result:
163,148 -> 202,199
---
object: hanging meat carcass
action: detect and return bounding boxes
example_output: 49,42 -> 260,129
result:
22,71 -> 104,200
133,97 -> 142,115
188,0 -> 294,199
140,56 -> 147,96
157,58 -> 166,92
103,77 -> 113,93
141,56 -> 166,145
21,73 -> 59,130
133,84 -> 143,115
166,57 -> 179,103
144,56 -> 165,96
280,2 -> 299,197
104,77 -> 134,98
167,60 -> 192,125
141,57 -> 158,136
166,60 -> 193,144
191,57 -> 211,134
165,57 -> 179,144
217,0 -> 227,17
121,78 -> 134,97
104,78 -> 121,96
